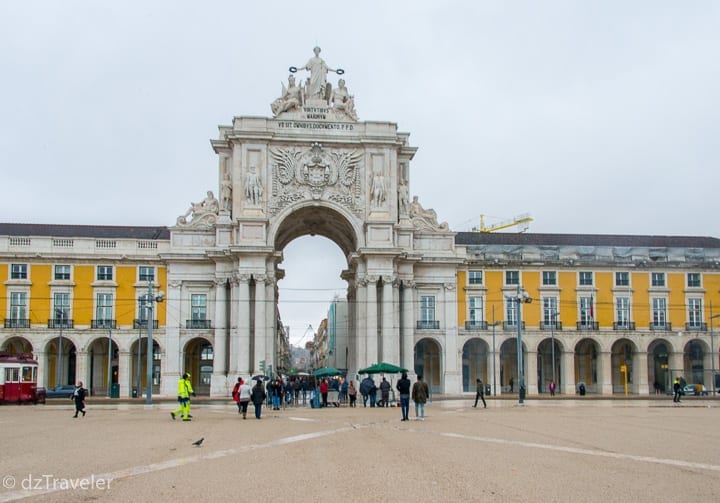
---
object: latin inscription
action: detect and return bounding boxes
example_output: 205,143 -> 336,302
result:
278,121 -> 355,131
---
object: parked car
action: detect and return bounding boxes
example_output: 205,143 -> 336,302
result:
682,384 -> 699,396
45,384 -> 76,399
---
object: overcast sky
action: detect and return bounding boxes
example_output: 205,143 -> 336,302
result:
2,1 -> 719,344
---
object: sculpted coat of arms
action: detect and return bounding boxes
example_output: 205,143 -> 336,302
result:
269,143 -> 363,214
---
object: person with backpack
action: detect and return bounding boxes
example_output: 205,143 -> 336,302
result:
251,379 -> 267,419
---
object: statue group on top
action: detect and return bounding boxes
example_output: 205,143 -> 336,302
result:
271,46 -> 357,120
176,190 -> 219,227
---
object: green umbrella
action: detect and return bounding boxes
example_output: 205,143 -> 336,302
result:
358,362 -> 408,374
313,367 -> 342,378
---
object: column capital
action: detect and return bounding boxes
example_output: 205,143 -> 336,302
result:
233,273 -> 251,285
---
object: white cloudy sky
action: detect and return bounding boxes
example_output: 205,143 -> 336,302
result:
2,1 -> 719,344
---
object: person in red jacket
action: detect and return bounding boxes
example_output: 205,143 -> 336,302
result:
319,378 -> 329,408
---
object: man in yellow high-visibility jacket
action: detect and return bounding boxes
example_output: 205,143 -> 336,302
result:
171,373 -> 195,421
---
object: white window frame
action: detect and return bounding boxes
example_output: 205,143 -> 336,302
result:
651,272 -> 665,287
505,271 -> 520,286
687,298 -> 703,328
652,297 -> 667,327
97,265 -> 113,281
139,266 -> 155,282
9,292 -> 27,320
616,297 -> 631,326
468,296 -> 484,323
615,272 -> 630,287
687,273 -> 701,288
468,270 -> 483,285
420,295 -> 436,323
96,292 -> 113,322
542,271 -> 557,286
10,264 -> 28,280
579,271 -> 593,286
191,294 -> 207,321
542,297 -> 558,326
54,265 -> 71,281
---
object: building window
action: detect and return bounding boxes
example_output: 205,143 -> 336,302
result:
10,264 -> 27,280
10,292 -> 27,320
615,272 -> 629,287
468,296 -> 483,323
200,345 -> 214,360
579,296 -> 594,325
579,271 -> 593,286
200,365 -> 213,385
139,266 -> 155,282
542,297 -> 558,326
54,265 -> 71,281
191,294 -> 207,321
54,292 -> 70,322
616,297 -> 631,327
542,271 -> 556,286
96,293 -> 113,322
505,271 -> 519,285
420,296 -> 436,322
687,273 -> 701,288
97,265 -> 113,281
652,298 -> 667,327
505,298 -> 518,326
468,270 -> 483,285
687,298 -> 703,328
651,272 -> 665,287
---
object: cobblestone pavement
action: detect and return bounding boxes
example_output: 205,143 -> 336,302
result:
1,398 -> 718,502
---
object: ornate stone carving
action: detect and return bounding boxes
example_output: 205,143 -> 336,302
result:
402,280 -> 416,289
253,274 -> 267,284
232,273 -> 251,285
370,168 -> 386,209
244,166 -> 263,206
271,74 -> 303,116
220,168 -> 232,212
381,275 -> 394,285
398,182 -> 409,216
330,79 -> 357,121
292,46 -> 341,101
444,283 -> 456,291
269,143 -> 362,214
409,196 -> 449,231
176,191 -> 219,228
168,280 -> 182,289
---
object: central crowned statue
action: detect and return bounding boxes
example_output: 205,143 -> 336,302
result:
271,46 -> 357,121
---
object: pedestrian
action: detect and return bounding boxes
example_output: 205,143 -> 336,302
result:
348,380 -> 357,407
232,377 -> 242,414
171,373 -> 195,421
672,377 -> 682,403
379,377 -> 391,407
473,378 -> 486,408
72,381 -> 87,418
339,377 -> 349,404
509,377 -> 514,393
412,374 -> 429,420
301,378 -> 308,404
360,376 -> 373,407
369,378 -> 377,408
397,372 -> 411,421
251,379 -> 267,419
238,377 -> 252,419
270,377 -> 282,410
320,378 -> 329,408
549,380 -> 556,396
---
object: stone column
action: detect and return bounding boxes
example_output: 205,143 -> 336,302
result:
366,276 -> 379,366
401,281 -> 415,375
118,350 -> 131,397
599,351 -> 613,395
211,278 -> 228,396
381,275 -> 397,364
561,350 -> 575,395
161,280 -> 182,396
75,350 -> 88,391
443,283 -> 460,393
526,350 -> 538,395
254,275 -> 267,375
265,275 -> 276,374
355,276 -> 368,372
343,273 -> 357,377
635,350 -> 648,394
232,274 -> 251,376
35,351 -> 47,389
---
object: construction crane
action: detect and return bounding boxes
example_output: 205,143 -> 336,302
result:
473,213 -> 533,233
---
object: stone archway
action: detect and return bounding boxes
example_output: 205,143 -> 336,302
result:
647,339 -> 671,394
611,338 -> 638,394
461,338 -> 488,392
683,339 -> 708,388
574,338 -> 599,394
86,336 -> 119,396
184,338 -> 214,396
499,338 -> 525,393
45,337 -> 76,388
537,337 -> 563,394
414,338 -> 442,394
130,338 -> 161,398
1,336 -> 33,355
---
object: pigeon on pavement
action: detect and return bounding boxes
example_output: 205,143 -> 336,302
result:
192,437 -> 204,447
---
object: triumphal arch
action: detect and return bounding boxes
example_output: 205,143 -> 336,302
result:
165,48 -> 458,396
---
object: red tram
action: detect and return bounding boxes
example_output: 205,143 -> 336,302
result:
0,352 -> 45,404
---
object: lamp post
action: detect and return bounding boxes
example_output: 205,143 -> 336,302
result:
140,281 -> 164,405
55,308 -> 64,386
710,302 -> 719,396
490,305 -> 500,397
550,309 -> 557,386
106,328 -> 113,398
135,325 -> 142,398
506,286 -> 532,404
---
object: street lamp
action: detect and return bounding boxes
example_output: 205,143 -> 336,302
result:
139,281 -> 164,405
506,286 -> 532,404
106,328 -> 113,398
549,309 -> 557,386
54,308 -> 64,386
490,305 -> 501,397
710,302 -> 719,396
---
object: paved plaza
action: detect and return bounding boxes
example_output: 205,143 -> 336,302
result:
0,398 -> 719,502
